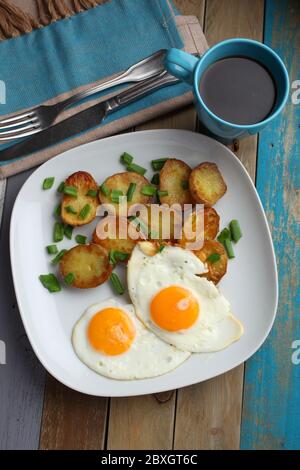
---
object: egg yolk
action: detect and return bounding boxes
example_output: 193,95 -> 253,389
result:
88,308 -> 136,356
150,286 -> 199,332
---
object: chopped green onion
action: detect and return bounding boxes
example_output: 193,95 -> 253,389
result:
65,205 -> 77,215
158,244 -> 165,253
43,177 -> 55,190
141,185 -> 156,196
64,185 -> 78,198
46,244 -> 58,255
126,162 -> 147,176
126,183 -> 136,202
51,249 -> 67,265
100,183 -> 110,197
109,250 -> 129,265
39,274 -> 61,293
217,227 -> 231,244
224,238 -> 235,259
206,253 -> 221,263
151,173 -> 160,185
157,190 -> 168,198
120,152 -> 134,165
75,234 -> 87,245
86,189 -> 98,198
111,189 -> 124,204
64,272 -> 75,285
127,215 -> 136,222
57,181 -> 65,193
151,158 -> 168,171
64,224 -> 73,240
54,204 -> 61,218
53,222 -> 64,242
181,180 -> 189,190
110,273 -> 125,295
229,219 -> 242,243
79,204 -> 91,220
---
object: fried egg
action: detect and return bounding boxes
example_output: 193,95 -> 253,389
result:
72,298 -> 190,380
127,243 -> 244,352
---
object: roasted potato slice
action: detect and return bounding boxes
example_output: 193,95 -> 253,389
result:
137,204 -> 182,241
159,158 -> 194,207
59,244 -> 112,289
98,172 -> 151,215
194,240 -> 227,284
178,207 -> 220,249
61,171 -> 98,226
93,217 -> 136,259
189,162 -> 227,206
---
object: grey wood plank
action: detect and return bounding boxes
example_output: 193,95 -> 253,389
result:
0,171 -> 46,450
0,180 -> 6,229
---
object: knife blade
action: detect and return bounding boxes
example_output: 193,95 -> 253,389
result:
0,71 -> 179,163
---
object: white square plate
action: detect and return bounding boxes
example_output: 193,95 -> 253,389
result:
10,130 -> 278,396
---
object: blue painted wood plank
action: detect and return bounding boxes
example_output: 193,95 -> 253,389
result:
241,0 -> 300,450
0,171 -> 46,450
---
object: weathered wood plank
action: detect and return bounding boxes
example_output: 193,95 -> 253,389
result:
39,375 -> 108,450
173,0 -> 264,450
0,179 -> 6,229
106,0 -> 203,450
0,171 -> 46,450
241,0 -> 300,450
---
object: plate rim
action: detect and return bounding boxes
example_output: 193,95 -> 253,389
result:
9,129 -> 278,397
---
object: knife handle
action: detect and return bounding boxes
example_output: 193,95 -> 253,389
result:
105,71 -> 180,113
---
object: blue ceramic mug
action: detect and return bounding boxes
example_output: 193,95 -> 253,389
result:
165,39 -> 289,140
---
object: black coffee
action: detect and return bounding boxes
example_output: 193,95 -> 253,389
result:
199,56 -> 276,125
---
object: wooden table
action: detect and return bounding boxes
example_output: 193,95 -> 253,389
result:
0,0 -> 299,450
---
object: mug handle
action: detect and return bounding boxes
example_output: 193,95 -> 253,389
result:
164,48 -> 199,84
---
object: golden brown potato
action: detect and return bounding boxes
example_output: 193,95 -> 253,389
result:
59,244 -> 112,289
137,240 -> 174,257
98,172 -> 151,215
194,240 -> 227,284
189,162 -> 227,206
61,171 -> 99,226
92,217 -> 136,259
178,207 -> 220,249
159,158 -> 194,207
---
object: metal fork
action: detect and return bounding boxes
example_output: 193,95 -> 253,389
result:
0,49 -> 167,142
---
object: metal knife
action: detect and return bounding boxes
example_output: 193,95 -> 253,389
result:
0,71 -> 179,163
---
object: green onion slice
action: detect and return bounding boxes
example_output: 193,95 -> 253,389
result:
64,224 -> 73,240
54,204 -> 61,218
111,189 -> 124,204
75,234 -> 87,245
158,244 -> 165,253
224,238 -> 235,259
39,274 -> 61,293
126,162 -> 147,176
46,244 -> 58,255
151,173 -> 160,185
151,158 -> 168,171
57,181 -> 65,193
110,273 -> 125,295
86,189 -> 98,198
217,227 -> 231,244
141,185 -> 156,196
126,183 -> 136,202
64,185 -> 78,197
157,190 -> 168,198
120,152 -> 134,165
65,205 -> 77,215
229,219 -> 242,243
43,177 -> 55,190
100,183 -> 110,197
206,253 -> 221,263
53,222 -> 64,242
79,204 -> 91,220
181,180 -> 189,190
64,272 -> 75,285
51,249 -> 67,265
109,250 -> 129,265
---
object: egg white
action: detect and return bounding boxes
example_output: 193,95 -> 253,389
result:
128,243 -> 244,353
72,298 -> 190,380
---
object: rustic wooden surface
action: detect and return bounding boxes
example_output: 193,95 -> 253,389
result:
0,0 -> 299,450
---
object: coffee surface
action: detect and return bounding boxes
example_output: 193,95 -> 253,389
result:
199,57 -> 276,125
